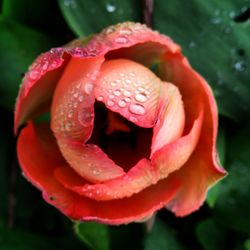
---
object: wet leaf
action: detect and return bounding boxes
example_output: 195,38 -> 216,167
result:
214,124 -> 250,232
155,0 -> 250,121
58,0 -> 141,36
0,16 -> 55,109
74,222 -> 109,250
144,218 -> 186,250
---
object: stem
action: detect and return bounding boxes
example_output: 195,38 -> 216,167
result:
142,0 -> 154,28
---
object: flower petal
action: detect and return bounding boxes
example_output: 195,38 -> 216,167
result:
159,53 -> 226,216
151,82 -> 185,154
94,59 -> 162,128
50,56 -> 125,183
17,122 -> 180,224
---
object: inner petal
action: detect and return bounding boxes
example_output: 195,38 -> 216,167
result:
94,59 -> 162,128
88,102 -> 153,172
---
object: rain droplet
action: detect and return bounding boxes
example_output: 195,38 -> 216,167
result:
107,100 -> 115,106
92,168 -> 101,175
73,92 -> 79,98
29,70 -> 40,80
189,41 -> 197,48
234,61 -> 246,72
115,37 -> 128,44
125,79 -> 131,84
129,116 -> 138,123
85,83 -> 93,94
124,97 -> 131,103
109,94 -> 115,99
135,93 -> 147,103
110,81 -> 116,86
123,90 -> 131,97
78,109 -> 94,127
78,95 -> 84,102
120,28 -> 133,35
118,99 -> 127,108
97,95 -> 104,101
129,72 -> 135,77
129,103 -> 145,115
106,3 -> 116,13
65,122 -> 72,131
114,90 -> 121,96
73,102 -> 78,108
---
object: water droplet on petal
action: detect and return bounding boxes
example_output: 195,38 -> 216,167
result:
78,108 -> 94,127
107,100 -> 115,106
85,83 -> 94,94
65,122 -> 72,131
114,90 -> 121,96
135,93 -> 147,103
129,116 -> 138,123
109,94 -> 115,99
118,99 -> 127,108
97,95 -> 104,101
115,37 -> 128,44
124,97 -> 131,103
129,103 -> 145,115
73,92 -> 79,98
78,95 -> 84,102
123,90 -> 131,97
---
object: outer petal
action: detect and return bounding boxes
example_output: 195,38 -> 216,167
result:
15,22 -> 180,133
17,122 -> 180,224
160,53 -> 226,216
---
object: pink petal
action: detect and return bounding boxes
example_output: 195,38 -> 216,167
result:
94,59 -> 162,128
17,122 -> 180,224
159,53 -> 226,216
151,82 -> 185,154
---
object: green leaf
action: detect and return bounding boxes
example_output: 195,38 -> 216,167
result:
206,125 -> 226,207
58,0 -> 141,37
196,219 -> 229,250
154,1 -> 250,121
74,222 -> 109,250
2,0 -> 72,37
214,124 -> 250,232
144,218 -> 186,250
0,16 -> 55,109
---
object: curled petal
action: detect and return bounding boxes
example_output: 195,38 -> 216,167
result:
160,53 -> 226,216
17,122 -> 180,224
94,59 -> 162,128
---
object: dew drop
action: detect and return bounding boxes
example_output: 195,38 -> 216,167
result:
114,90 -> 121,96
78,109 -> 94,127
119,28 -> 133,35
129,116 -> 138,123
110,81 -> 116,86
65,122 -> 72,131
107,100 -> 115,106
135,93 -> 147,103
106,3 -> 116,13
85,83 -> 94,94
234,61 -> 246,72
124,97 -> 131,103
29,70 -> 40,80
129,72 -> 135,77
73,92 -> 79,98
97,95 -> 104,101
189,41 -> 197,48
109,94 -> 115,99
129,103 -> 145,115
123,90 -> 131,97
78,95 -> 84,102
125,79 -> 132,84
118,99 -> 127,108
115,37 -> 128,44
73,102 -> 78,108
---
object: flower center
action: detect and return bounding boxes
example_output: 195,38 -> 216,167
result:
88,102 -> 153,171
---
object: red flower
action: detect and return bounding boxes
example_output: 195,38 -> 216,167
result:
15,22 -> 226,224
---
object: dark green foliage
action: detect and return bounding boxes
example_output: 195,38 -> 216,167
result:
0,0 -> 250,249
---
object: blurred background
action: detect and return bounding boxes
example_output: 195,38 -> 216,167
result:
0,0 -> 250,249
